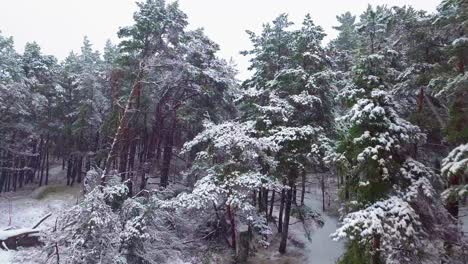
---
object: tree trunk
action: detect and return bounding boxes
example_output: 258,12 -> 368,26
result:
127,134 -> 137,197
39,137 -> 46,187
321,173 -> 326,211
77,157 -> 83,183
227,204 -> 236,250
292,185 -> 297,205
118,127 -> 129,182
258,188 -> 263,211
278,186 -> 285,233
344,174 -> 350,201
269,190 -> 275,219
66,157 -> 72,186
160,114 -> 176,188
264,188 -> 269,220
13,156 -> 17,192
236,225 -> 251,263
252,190 -> 257,207
279,172 -> 295,254
447,174 -> 461,219
372,234 -> 382,264
45,134 -> 50,185
300,170 -> 306,206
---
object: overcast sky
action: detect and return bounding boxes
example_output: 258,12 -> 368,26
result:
0,0 -> 440,79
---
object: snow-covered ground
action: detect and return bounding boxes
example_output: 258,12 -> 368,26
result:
248,180 -> 345,264
303,189 -> 344,264
0,164 -> 81,264
0,166 -> 346,264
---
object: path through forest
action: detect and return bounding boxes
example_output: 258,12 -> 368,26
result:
303,188 -> 344,264
247,181 -> 345,264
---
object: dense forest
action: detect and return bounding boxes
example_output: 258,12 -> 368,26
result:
0,0 -> 467,263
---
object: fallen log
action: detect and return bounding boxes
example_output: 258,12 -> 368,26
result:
0,213 -> 51,250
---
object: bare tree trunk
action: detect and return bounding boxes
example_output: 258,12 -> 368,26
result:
292,185 -> 297,205
39,137 -> 46,187
258,188 -> 263,211
19,157 -> 24,188
37,136 -> 43,182
252,190 -> 257,207
66,157 -> 72,186
269,190 -> 275,219
13,156 -> 17,192
77,157 -> 83,183
160,114 -> 176,188
45,134 -> 50,185
31,140 -> 38,184
278,186 -> 285,233
227,204 -> 236,250
118,127 -> 129,182
447,174 -> 461,219
321,173 -> 325,211
300,170 -> 306,206
372,235 -> 382,264
127,134 -> 137,197
264,188 -> 269,220
344,174 -> 350,201
279,172 -> 295,254
0,151 -> 5,192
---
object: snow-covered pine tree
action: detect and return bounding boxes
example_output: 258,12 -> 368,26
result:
168,120 -> 280,249
57,37 -> 111,186
332,21 -> 461,262
332,12 -> 358,53
53,169 -> 202,264
109,0 -> 238,191
441,143 -> 468,218
241,13 -> 335,253
431,0 -> 468,144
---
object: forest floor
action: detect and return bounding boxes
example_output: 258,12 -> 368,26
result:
0,163 -> 81,264
0,167 -> 346,264
302,188 -> 344,263
247,176 -> 345,264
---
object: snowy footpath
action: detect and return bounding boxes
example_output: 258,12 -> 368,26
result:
302,189 -> 344,264
248,184 -> 345,264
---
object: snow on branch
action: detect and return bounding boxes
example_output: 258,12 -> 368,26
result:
441,143 -> 468,180
332,196 -> 421,262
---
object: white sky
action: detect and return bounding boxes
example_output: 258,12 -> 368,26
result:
0,0 -> 440,80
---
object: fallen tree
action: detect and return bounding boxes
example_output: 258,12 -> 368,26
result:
0,213 -> 51,250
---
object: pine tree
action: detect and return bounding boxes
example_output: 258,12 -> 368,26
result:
431,0 -> 468,144
441,143 -> 468,218
333,33 -> 460,264
242,14 -> 335,253
332,12 -> 358,52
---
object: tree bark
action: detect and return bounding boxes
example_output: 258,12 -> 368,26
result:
118,127 -> 129,182
279,172 -> 295,254
269,190 -> 275,219
227,204 -> 236,250
321,173 -> 326,211
160,113 -> 176,188
278,187 -> 285,233
300,170 -> 306,206
45,134 -> 50,185
372,234 -> 382,264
